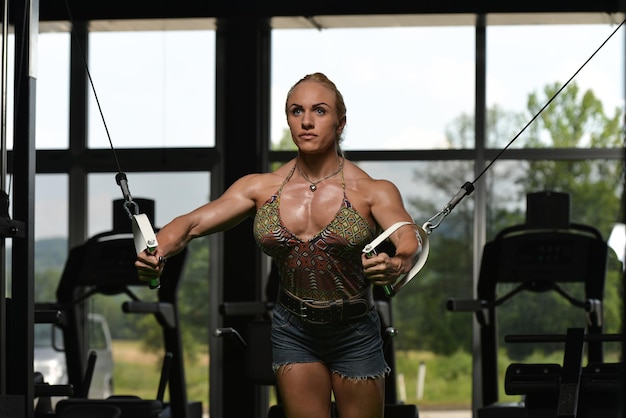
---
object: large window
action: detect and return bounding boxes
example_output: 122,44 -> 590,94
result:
271,18 -> 624,412
486,158 -> 624,403
25,14 -> 625,416
486,24 -> 623,149
28,27 -> 216,411
88,30 -> 216,149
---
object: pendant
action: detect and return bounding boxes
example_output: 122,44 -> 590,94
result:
309,184 -> 317,192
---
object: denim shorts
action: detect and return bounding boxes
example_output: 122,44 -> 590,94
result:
271,303 -> 390,380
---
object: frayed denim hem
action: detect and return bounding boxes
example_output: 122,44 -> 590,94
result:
330,366 -> 391,382
273,362 -> 390,382
273,361 -> 321,375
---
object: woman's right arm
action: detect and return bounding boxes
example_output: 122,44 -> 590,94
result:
135,173 -> 261,278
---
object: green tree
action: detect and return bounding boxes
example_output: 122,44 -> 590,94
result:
502,81 -> 624,349
522,82 -> 622,233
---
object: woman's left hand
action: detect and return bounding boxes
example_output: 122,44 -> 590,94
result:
361,252 -> 402,287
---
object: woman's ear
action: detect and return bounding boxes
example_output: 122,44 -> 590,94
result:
337,116 -> 346,133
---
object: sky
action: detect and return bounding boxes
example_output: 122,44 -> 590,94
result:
14,19 -> 626,239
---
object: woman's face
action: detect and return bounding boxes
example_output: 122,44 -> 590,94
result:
286,80 -> 345,155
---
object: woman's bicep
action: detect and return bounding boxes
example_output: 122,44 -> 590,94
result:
187,181 -> 258,236
189,197 -> 255,236
370,180 -> 413,229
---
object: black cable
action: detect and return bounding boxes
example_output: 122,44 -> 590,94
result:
472,16 -> 626,186
424,17 -> 626,231
63,0 -> 124,176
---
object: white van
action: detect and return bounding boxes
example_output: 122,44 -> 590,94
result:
34,313 -> 114,401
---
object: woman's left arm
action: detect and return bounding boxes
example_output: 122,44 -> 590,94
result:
362,179 -> 421,285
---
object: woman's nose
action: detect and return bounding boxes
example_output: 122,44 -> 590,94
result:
301,111 -> 313,128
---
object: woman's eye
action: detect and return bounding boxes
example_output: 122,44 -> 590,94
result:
292,108 -> 303,116
315,108 -> 326,115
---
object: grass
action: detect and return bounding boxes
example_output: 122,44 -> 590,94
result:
396,347 -> 623,409
111,340 -> 209,408
111,340 -> 475,412
395,349 -> 473,408
111,340 -> 622,412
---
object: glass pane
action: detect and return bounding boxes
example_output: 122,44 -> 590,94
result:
35,174 -> 69,239
88,30 -> 215,148
34,174 -> 68,303
487,24 -> 624,149
271,26 -> 475,151
88,172 -> 210,236
89,317 -> 108,350
355,160 -> 475,407
486,159 -> 623,402
88,172 -> 210,405
487,159 -> 623,237
37,33 -> 70,149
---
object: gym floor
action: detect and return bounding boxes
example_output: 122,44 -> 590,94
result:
419,411 -> 471,418
201,409 -> 472,417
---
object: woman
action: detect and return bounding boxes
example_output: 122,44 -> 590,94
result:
135,72 -> 421,418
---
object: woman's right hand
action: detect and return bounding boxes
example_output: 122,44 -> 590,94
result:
135,249 -> 166,282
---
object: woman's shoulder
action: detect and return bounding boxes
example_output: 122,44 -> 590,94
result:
236,161 -> 294,184
229,161 -> 294,200
344,160 -> 399,194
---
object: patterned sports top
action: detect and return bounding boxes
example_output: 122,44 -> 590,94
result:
253,163 -> 376,301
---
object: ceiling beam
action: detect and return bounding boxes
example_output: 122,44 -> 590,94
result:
37,0 -> 625,23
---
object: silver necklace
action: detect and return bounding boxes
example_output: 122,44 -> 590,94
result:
296,158 -> 344,192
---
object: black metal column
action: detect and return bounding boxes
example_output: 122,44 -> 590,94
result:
0,0 -> 9,398
622,3 -> 626,414
68,20 -> 89,248
5,1 -> 38,418
472,13 -> 488,417
211,17 -> 271,418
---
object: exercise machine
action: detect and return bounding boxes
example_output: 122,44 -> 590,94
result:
448,192 -> 623,417
35,199 -> 201,418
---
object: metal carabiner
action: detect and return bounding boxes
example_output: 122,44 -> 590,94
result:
123,199 -> 139,219
422,181 -> 475,234
422,210 -> 448,235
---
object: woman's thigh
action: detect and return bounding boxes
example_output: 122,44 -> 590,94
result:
275,362 -> 334,418
332,374 -> 385,418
